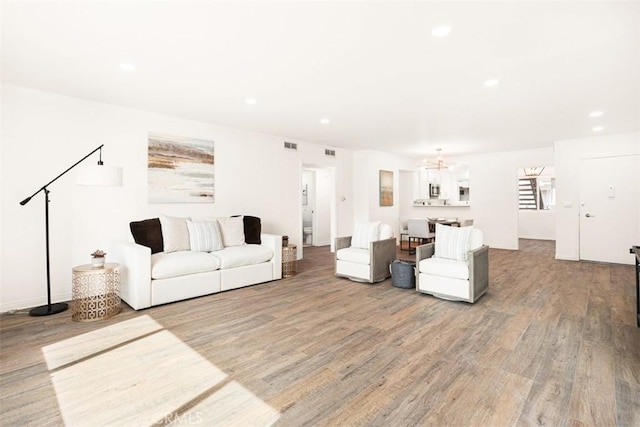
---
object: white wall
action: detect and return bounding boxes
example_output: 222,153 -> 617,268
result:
349,148 -> 551,251
554,132 -> 640,260
518,211 -> 556,240
351,150 -> 416,239
7,83 -> 631,311
1,84 -> 353,311
398,170 -> 414,236
400,148 -> 555,250
0,84 -> 4,306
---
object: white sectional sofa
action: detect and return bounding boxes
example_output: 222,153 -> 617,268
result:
114,215 -> 283,310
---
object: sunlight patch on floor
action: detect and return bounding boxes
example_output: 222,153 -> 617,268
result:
170,381 -> 280,426
42,315 -> 163,370
41,315 -> 280,426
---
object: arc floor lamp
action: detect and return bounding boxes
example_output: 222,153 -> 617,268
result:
20,145 -> 122,316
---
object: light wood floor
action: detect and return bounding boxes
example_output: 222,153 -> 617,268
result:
1,240 -> 638,426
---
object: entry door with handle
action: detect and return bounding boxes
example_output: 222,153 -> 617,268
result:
579,155 -> 639,264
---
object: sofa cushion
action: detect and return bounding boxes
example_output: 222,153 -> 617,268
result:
434,224 -> 472,261
151,251 -> 221,280
211,245 -> 274,269
336,247 -> 370,265
351,221 -> 381,249
419,257 -> 469,280
216,216 -> 246,247
130,218 -> 164,254
159,215 -> 191,253
186,219 -> 223,252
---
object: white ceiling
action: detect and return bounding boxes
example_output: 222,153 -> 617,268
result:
2,1 -> 639,159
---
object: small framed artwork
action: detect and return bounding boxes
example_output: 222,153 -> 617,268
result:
379,170 -> 393,206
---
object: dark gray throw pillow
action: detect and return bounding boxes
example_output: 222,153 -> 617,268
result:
233,215 -> 261,244
130,218 -> 164,254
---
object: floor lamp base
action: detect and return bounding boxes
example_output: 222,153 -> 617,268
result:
29,302 -> 69,317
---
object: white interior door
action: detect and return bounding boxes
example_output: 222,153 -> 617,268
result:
579,155 -> 639,264
313,168 -> 333,246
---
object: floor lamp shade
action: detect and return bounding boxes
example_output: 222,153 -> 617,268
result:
77,164 -> 123,186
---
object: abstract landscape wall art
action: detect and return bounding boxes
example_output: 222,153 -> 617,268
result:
148,133 -> 214,203
379,170 -> 393,206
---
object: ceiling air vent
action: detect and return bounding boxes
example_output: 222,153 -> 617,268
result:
284,141 -> 297,150
325,149 -> 336,157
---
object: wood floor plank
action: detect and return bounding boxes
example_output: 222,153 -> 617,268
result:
1,239 -> 638,426
615,378 -> 640,427
367,357 -> 469,426
501,321 -> 551,380
613,323 -> 640,385
568,340 -> 618,426
479,370 -> 533,427
517,315 -> 583,426
420,362 -> 487,426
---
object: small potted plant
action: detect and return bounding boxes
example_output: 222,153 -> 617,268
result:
91,249 -> 106,268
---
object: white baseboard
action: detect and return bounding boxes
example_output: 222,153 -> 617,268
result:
555,254 -> 579,261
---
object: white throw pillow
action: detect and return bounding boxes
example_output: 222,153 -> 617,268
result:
434,224 -> 472,261
216,216 -> 246,247
351,221 -> 381,249
159,215 -> 191,253
379,223 -> 394,240
186,219 -> 223,252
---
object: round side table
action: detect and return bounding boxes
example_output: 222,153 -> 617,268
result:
71,263 -> 121,322
282,244 -> 297,278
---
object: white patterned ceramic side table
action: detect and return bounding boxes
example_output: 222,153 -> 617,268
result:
71,263 -> 121,322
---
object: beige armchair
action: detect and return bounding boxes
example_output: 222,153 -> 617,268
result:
335,222 -> 396,283
416,225 -> 489,303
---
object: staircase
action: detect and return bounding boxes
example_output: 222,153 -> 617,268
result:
519,178 -> 537,209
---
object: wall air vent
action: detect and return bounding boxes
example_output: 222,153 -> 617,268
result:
284,141 -> 297,150
325,149 -> 336,157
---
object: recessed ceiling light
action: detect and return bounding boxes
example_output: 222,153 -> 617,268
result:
592,126 -> 604,132
432,25 -> 452,38
588,111 -> 604,118
483,79 -> 500,88
320,118 -> 330,125
119,63 -> 136,72
245,98 -> 257,105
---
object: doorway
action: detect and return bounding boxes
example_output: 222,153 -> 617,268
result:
301,167 -> 335,254
579,155 -> 639,264
516,166 -> 556,241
